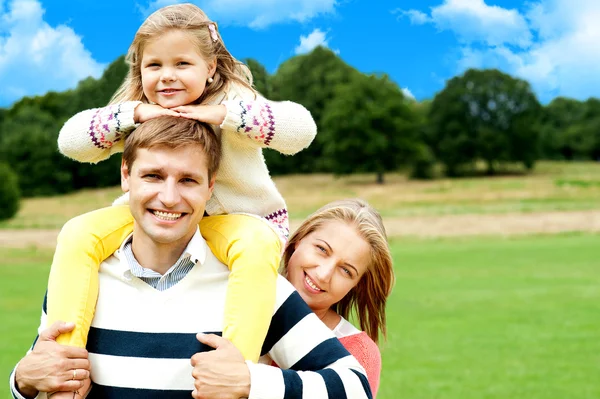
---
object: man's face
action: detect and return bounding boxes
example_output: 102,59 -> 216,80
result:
121,144 -> 214,249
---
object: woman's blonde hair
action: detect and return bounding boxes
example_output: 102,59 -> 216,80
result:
281,199 -> 395,343
110,3 -> 256,105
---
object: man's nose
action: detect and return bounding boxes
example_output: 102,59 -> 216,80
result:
159,179 -> 181,207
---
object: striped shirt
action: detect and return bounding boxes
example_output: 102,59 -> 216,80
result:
10,230 -> 373,399
122,236 -> 195,291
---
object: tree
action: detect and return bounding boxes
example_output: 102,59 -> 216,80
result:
429,68 -> 542,176
244,58 -> 270,97
320,73 -> 418,183
266,46 -> 359,174
0,163 -> 20,221
0,105 -> 73,196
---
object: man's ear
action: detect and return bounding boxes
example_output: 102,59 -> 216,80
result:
207,175 -> 216,198
121,159 -> 130,193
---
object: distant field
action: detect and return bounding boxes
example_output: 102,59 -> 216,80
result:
2,234 -> 599,399
2,161 -> 600,229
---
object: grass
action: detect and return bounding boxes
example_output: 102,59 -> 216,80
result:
3,161 -> 600,229
2,234 -> 599,398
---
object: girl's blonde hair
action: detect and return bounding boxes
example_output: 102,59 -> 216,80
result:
281,199 -> 395,343
110,3 -> 256,105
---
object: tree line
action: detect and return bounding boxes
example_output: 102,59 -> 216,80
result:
0,46 -> 599,216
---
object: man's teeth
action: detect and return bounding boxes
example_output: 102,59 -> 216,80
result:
305,275 -> 322,291
153,210 -> 182,220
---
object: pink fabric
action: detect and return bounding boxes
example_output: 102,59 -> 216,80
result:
339,332 -> 381,398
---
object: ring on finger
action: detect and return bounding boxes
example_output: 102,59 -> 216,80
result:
73,369 -> 77,380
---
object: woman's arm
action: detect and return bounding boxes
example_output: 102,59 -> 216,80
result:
245,279 -> 373,399
340,333 -> 382,398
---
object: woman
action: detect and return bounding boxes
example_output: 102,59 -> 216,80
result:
281,199 -> 395,397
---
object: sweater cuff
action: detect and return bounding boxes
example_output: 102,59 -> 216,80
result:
119,101 -> 143,128
246,360 -> 285,399
9,365 -> 46,399
220,99 -> 246,133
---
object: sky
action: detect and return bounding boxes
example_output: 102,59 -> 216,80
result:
0,0 -> 599,107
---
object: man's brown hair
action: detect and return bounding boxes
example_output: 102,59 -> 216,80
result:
122,116 -> 221,179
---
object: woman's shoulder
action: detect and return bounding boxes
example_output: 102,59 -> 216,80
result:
339,331 -> 380,356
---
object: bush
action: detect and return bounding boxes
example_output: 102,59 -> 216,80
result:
0,163 -> 20,221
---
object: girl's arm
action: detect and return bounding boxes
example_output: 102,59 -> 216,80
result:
57,102 -> 141,163
221,93 -> 317,155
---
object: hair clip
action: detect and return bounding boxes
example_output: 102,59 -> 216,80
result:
208,24 -> 218,42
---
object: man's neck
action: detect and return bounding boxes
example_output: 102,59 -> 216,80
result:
130,231 -> 193,275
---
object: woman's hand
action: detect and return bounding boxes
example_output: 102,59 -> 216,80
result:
190,333 -> 250,399
134,103 -> 180,123
171,104 -> 227,125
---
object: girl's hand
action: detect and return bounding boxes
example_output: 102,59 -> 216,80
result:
134,103 -> 180,123
171,104 -> 227,125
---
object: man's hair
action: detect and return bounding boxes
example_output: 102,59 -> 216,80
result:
122,116 -> 221,179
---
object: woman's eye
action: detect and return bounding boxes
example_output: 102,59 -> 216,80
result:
178,61 -> 190,66
342,267 -> 352,276
316,245 -> 327,253
146,63 -> 160,68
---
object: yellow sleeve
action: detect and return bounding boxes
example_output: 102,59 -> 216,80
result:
47,205 -> 134,348
200,214 -> 281,362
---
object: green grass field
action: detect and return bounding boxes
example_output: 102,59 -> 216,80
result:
2,234 -> 599,398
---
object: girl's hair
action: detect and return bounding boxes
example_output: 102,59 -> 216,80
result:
110,3 -> 256,105
281,199 -> 395,343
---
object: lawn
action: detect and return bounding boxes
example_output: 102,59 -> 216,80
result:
3,161 -> 600,229
2,234 -> 599,398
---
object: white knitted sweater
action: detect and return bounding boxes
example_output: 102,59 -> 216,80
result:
57,84 -> 317,239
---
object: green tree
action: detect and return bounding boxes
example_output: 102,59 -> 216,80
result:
429,68 -> 541,176
321,73 -> 418,183
266,46 -> 359,174
0,105 -> 73,196
0,162 -> 20,221
244,58 -> 270,96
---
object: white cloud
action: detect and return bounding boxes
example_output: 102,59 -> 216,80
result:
144,0 -> 337,28
0,0 -> 104,106
402,87 -> 416,100
294,28 -> 329,55
394,9 -> 431,25
400,0 -> 600,102
400,0 -> 531,47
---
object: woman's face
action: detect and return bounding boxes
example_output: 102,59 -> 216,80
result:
287,220 -> 371,314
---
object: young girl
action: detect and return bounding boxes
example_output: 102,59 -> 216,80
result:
49,2 -> 316,367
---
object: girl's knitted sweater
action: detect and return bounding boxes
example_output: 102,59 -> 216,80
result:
57,84 -> 317,239
334,317 -> 382,398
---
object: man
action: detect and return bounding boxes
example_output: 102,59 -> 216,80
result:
10,116 -> 372,399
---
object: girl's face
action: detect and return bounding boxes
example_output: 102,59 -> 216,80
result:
287,220 -> 371,314
141,30 -> 215,108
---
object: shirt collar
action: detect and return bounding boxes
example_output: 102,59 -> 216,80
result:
113,227 -> 208,277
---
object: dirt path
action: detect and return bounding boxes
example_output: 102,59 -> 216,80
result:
2,210 -> 599,249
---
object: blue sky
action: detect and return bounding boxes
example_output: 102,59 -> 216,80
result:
1,0 -> 599,107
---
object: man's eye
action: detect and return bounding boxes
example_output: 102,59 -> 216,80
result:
177,61 -> 190,66
182,178 -> 197,184
144,174 -> 160,179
